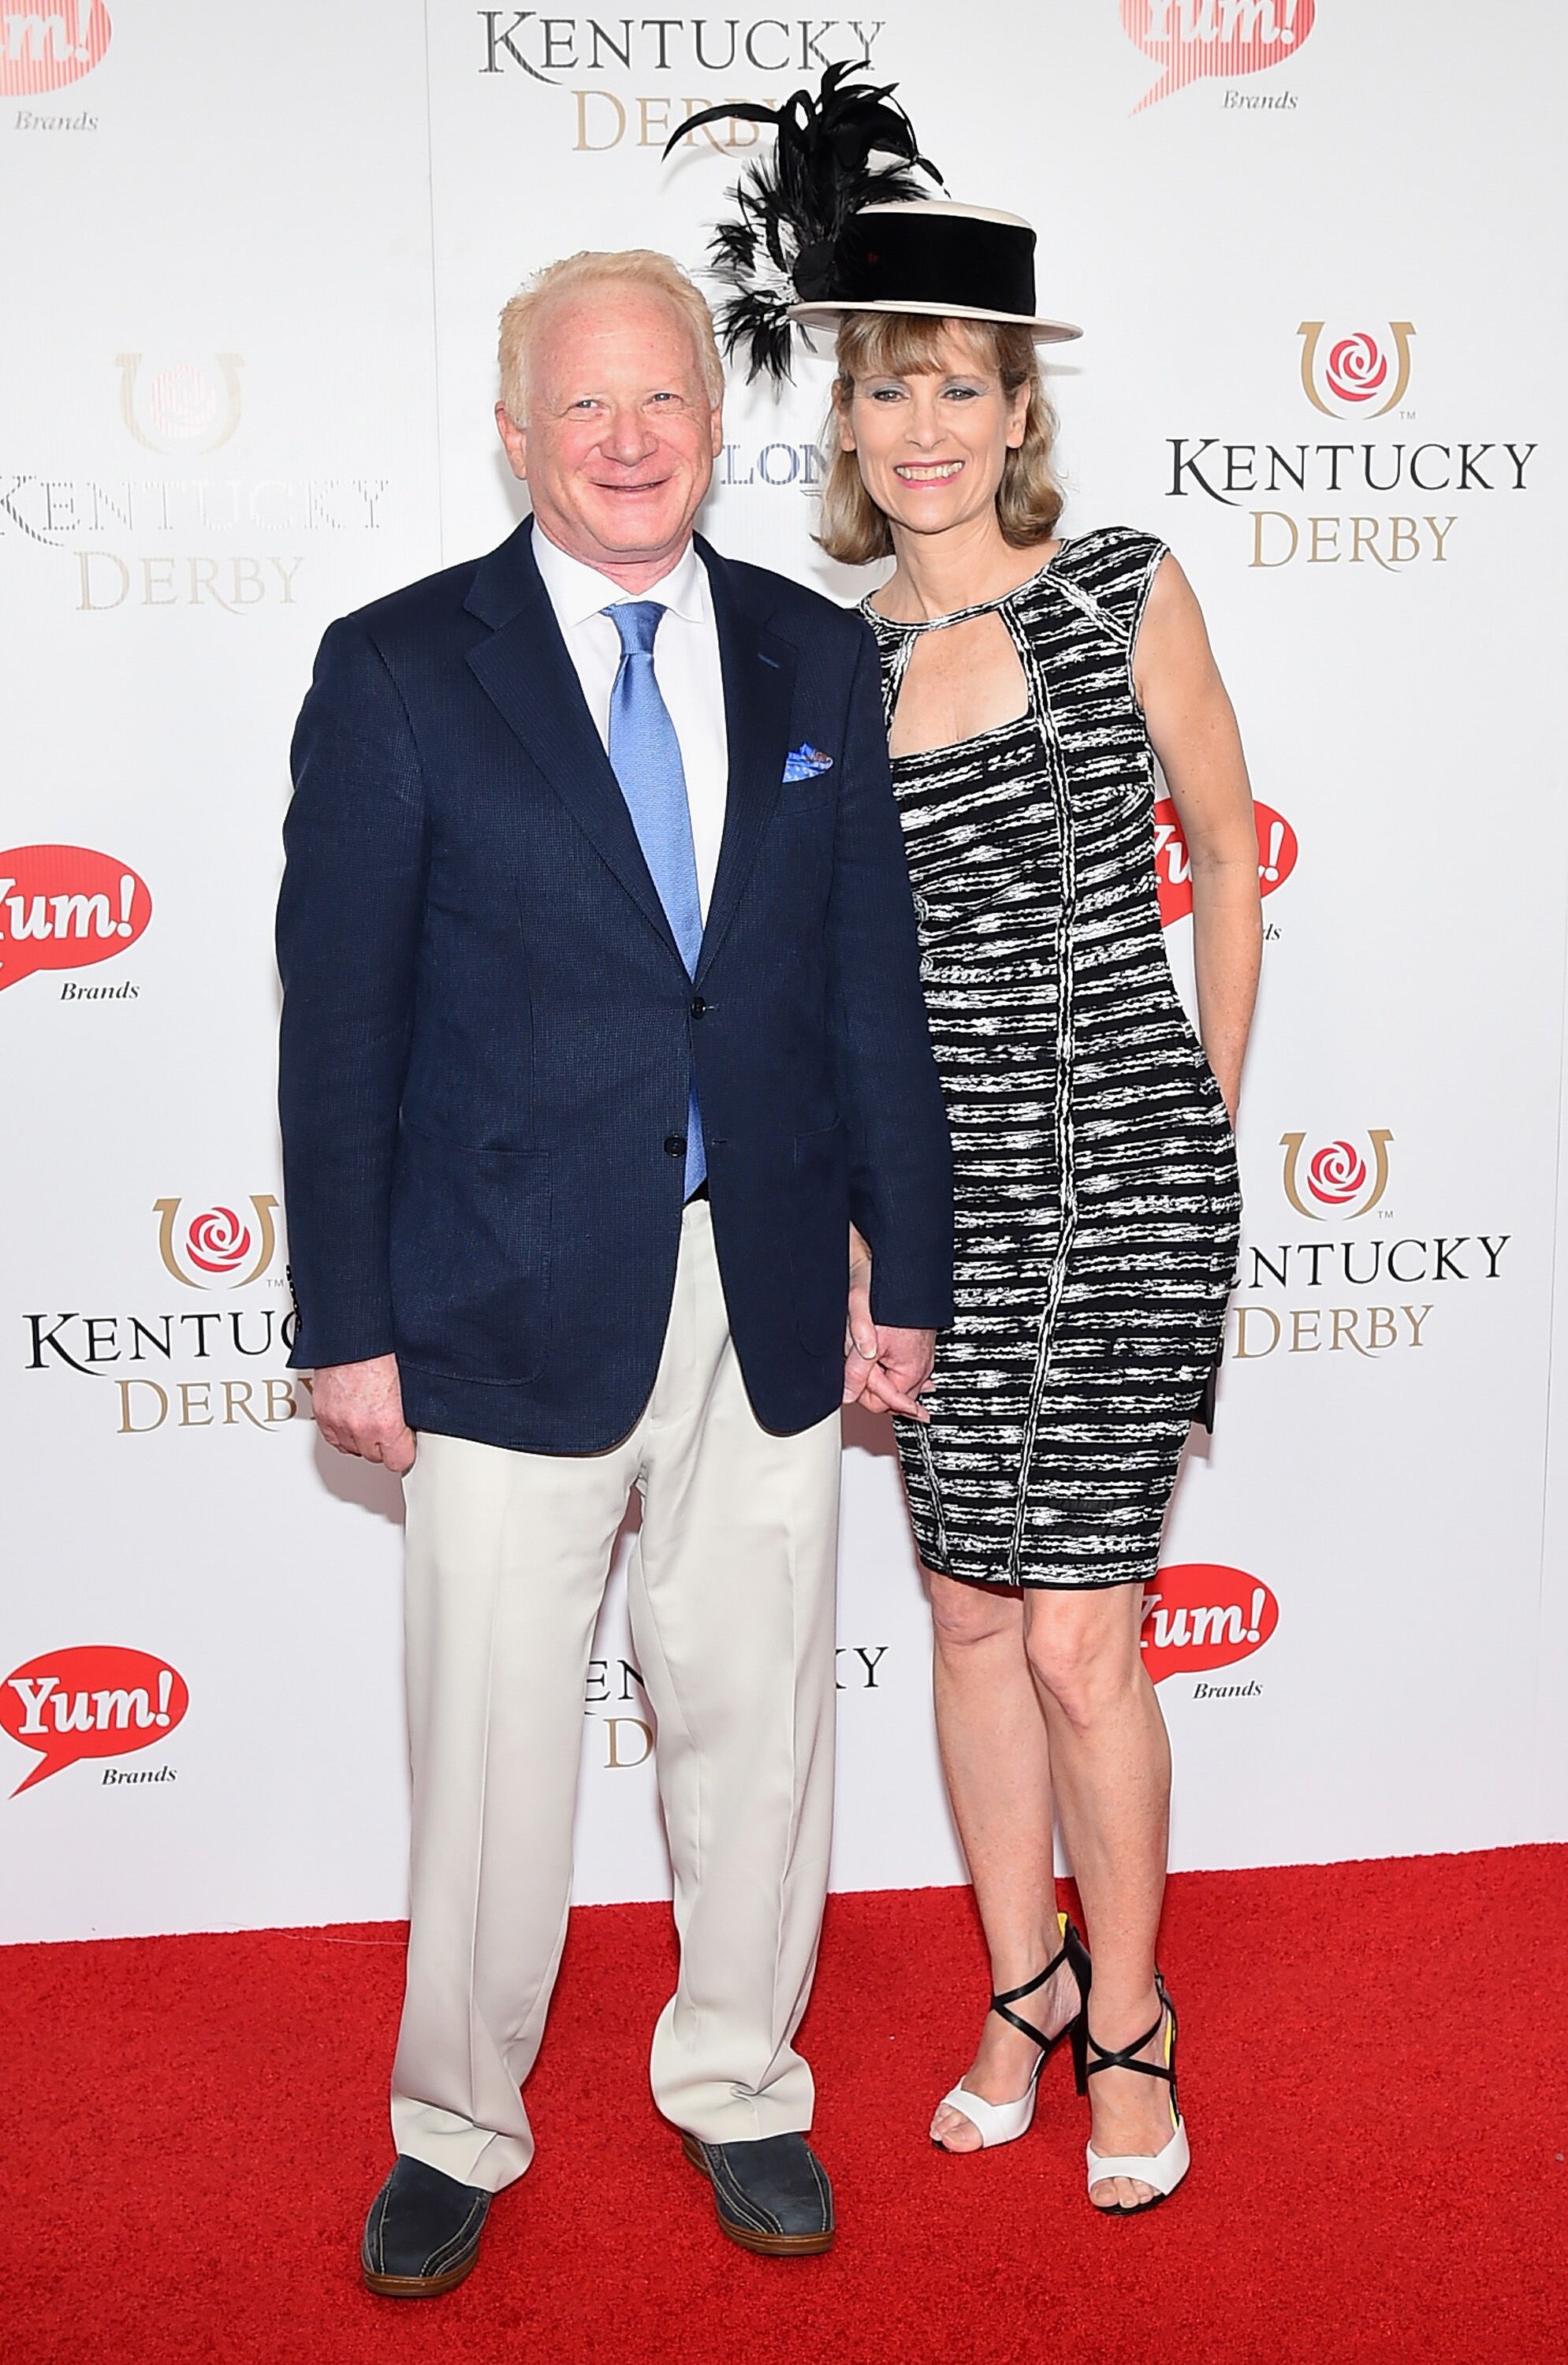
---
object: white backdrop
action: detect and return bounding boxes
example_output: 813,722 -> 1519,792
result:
3,0 -> 1565,1942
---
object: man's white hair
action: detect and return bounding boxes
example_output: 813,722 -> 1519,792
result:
498,249 -> 725,419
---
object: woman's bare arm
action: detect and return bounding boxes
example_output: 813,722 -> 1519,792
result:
1134,555 -> 1261,1119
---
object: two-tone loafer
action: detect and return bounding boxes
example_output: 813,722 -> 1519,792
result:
360,2155 -> 491,2297
680,2130 -> 835,2257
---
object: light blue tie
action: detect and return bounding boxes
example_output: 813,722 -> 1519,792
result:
605,601 -> 706,1197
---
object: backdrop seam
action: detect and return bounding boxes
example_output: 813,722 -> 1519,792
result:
420,0 -> 446,568
1530,829 -> 1568,1812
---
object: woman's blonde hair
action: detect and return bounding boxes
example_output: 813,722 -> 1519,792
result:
497,249 -> 725,420
819,312 -> 1063,566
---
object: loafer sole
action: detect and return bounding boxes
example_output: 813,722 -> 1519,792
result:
362,2249 -> 480,2299
680,2132 -> 835,2257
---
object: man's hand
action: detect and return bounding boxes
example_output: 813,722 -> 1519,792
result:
311,1354 -> 417,1476
842,1228 -> 936,1422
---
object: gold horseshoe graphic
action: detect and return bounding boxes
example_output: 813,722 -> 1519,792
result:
1279,1131 -> 1313,1219
1297,322 -> 1414,419
152,1197 -> 197,1287
1362,1130 -> 1394,1212
153,1193 -> 278,1287
1295,323 -> 1327,415
243,1194 -> 279,1286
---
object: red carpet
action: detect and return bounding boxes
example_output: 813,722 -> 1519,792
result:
6,1848 -> 1565,2363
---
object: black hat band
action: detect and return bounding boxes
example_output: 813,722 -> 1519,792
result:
818,210 -> 1039,317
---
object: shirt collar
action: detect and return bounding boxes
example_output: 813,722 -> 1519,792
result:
531,523 -> 709,630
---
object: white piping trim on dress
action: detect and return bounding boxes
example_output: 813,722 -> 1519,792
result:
1005,593 -> 1078,1579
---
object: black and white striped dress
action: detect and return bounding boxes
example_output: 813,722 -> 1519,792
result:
865,527 -> 1242,1591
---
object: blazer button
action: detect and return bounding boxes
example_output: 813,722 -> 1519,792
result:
665,1134 -> 687,1157
691,996 -> 707,1019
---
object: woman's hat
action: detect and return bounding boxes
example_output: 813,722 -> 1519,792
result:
666,65 -> 1078,382
787,200 -> 1080,344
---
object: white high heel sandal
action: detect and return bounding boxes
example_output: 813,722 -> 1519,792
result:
932,1912 -> 1090,2152
1080,1974 -> 1190,2214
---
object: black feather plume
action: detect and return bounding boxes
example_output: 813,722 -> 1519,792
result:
664,61 -> 944,384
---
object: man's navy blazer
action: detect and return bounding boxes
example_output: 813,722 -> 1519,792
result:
276,520 -> 953,1451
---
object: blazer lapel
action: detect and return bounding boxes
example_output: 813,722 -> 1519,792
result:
697,538 -> 796,983
464,523 -> 681,964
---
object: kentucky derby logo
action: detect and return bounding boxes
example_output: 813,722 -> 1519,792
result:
154,1196 -> 279,1289
115,353 -> 243,454
0,0 -> 111,95
1297,322 -> 1415,419
1279,1131 -> 1393,1221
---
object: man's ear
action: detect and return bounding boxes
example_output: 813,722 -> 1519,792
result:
496,401 -> 529,482
710,403 -> 724,457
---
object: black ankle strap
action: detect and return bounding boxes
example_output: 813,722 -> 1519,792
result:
989,1933 -> 1071,2052
1083,2009 -> 1171,2084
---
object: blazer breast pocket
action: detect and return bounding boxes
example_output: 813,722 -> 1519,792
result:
776,777 -> 839,819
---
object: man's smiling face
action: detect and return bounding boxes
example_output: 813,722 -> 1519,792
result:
498,287 -> 723,575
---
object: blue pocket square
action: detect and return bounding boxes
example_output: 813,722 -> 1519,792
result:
783,745 -> 834,783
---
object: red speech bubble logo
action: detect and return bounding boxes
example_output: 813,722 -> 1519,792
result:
1142,1565 -> 1276,1684
0,0 -> 112,95
1153,799 -> 1295,927
1,1646 -> 188,1793
0,845 -> 151,991
1122,0 -> 1315,113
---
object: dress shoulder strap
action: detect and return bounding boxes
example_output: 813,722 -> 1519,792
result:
1047,526 -> 1170,650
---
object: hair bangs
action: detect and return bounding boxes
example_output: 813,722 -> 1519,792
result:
833,310 -> 1005,382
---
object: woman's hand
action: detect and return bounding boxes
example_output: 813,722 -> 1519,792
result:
843,1226 -> 935,1421
844,1227 -> 879,1405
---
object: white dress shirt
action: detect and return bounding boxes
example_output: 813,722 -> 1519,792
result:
531,525 -> 729,920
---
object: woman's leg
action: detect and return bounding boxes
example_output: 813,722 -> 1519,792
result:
1022,1584 -> 1174,2208
926,1570 -> 1082,2151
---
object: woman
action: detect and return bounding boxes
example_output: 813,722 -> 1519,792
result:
822,214 -> 1258,2214
678,80 -> 1260,2215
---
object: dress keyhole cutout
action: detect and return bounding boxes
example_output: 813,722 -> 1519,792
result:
888,609 -> 1031,761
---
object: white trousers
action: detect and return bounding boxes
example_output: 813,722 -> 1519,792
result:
389,1199 -> 842,2192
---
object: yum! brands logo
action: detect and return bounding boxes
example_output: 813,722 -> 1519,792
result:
1153,799 -> 1296,929
1121,0 -> 1313,112
1298,322 -> 1415,420
1141,1566 -> 1276,1685
154,1195 -> 280,1289
0,0 -> 110,93
116,353 -> 243,455
1279,1130 -> 1393,1221
2,1646 -> 187,1793
0,845 -> 151,994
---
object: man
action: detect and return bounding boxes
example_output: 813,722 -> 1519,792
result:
276,248 -> 952,2295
